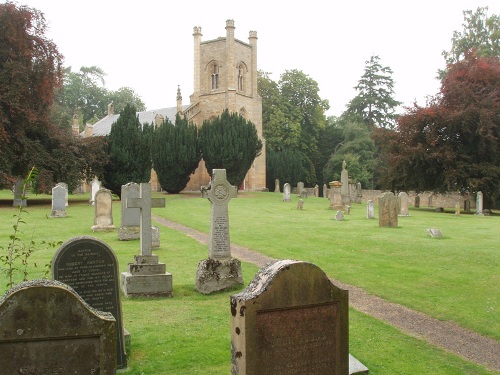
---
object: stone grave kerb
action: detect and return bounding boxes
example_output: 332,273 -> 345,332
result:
202,169 -> 237,259
127,183 -> 165,257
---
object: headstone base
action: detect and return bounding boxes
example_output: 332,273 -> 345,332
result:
91,224 -> 116,232
121,271 -> 172,297
195,258 -> 243,294
50,209 -> 67,218
118,226 -> 160,247
13,199 -> 27,207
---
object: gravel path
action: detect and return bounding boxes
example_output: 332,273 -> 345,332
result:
153,214 -> 500,372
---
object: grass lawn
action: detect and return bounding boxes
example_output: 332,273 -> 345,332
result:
0,190 -> 498,374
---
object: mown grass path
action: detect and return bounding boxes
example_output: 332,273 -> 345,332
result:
153,214 -> 500,373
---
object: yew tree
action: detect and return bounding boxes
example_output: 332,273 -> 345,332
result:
0,2 -> 63,185
387,54 -> 500,200
200,109 -> 262,187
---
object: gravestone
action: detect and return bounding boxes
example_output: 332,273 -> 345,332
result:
300,188 -> 308,198
283,183 -> 291,202
398,191 -> 410,216
344,205 -> 351,215
335,210 -> 344,221
274,178 -> 280,193
366,200 -> 375,219
52,236 -> 127,368
475,191 -> 483,215
119,182 -> 160,247
378,191 -> 398,227
314,184 -> 319,197
91,188 -> 116,232
56,182 -> 69,206
297,199 -> 304,210
414,195 -> 420,208
230,260 -> 349,375
355,182 -> 362,203
427,194 -> 433,208
121,183 -> 171,297
323,183 -> 328,199
12,177 -> 27,207
297,181 -> 304,196
341,160 -> 350,205
196,169 -> 243,294
464,199 -> 471,212
329,181 -> 343,210
0,279 -> 116,374
50,184 -> 67,218
89,177 -> 101,205
455,202 -> 461,217
427,228 -> 442,238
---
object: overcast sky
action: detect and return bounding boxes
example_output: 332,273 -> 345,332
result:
11,0 -> 500,117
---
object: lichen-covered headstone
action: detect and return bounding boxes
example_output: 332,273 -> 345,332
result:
378,191 -> 398,227
91,188 -> 116,232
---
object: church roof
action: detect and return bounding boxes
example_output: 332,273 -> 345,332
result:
91,105 -> 190,136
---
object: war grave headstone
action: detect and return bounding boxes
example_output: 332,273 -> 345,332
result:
50,183 -> 67,218
91,188 -> 116,232
52,236 -> 127,368
12,177 -> 27,207
475,191 -> 484,215
366,200 -> 375,219
379,191 -> 398,227
329,181 -> 343,210
283,182 -> 291,202
398,191 -> 410,216
230,260 -> 350,375
274,178 -> 280,193
90,176 -> 101,205
341,160 -> 350,205
121,183 -> 172,297
196,169 -> 243,294
119,182 -> 160,247
0,279 -> 116,374
56,181 -> 69,206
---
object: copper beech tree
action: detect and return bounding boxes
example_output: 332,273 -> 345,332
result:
386,54 -> 500,203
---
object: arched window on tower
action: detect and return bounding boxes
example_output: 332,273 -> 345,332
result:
211,63 -> 219,89
237,64 -> 244,91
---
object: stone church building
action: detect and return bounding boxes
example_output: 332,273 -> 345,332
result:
83,20 -> 266,192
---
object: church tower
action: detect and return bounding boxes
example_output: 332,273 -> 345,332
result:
184,20 -> 266,191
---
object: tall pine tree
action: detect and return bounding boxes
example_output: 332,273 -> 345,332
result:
200,109 -> 262,187
104,104 -> 152,196
152,113 -> 201,193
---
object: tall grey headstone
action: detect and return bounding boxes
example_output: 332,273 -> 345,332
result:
398,191 -> 410,216
340,160 -> 350,205
297,181 -> 304,196
378,191 -> 398,227
56,182 -> 69,206
119,182 -> 160,246
91,188 -> 116,232
230,260 -> 350,375
0,279 -> 116,374
475,191 -> 484,215
283,183 -> 291,202
50,184 -> 67,218
12,177 -> 27,207
366,200 -> 375,219
89,177 -> 101,205
52,236 -> 127,368
196,169 -> 243,294
121,183 -> 171,297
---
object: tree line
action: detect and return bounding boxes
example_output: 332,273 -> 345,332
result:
1,3 -> 499,205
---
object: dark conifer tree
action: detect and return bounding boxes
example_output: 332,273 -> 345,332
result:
104,104 -> 152,196
152,113 -> 201,193
200,109 -> 262,187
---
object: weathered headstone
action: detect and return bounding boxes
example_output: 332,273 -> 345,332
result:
196,169 -> 243,294
91,188 -> 116,232
335,210 -> 344,221
366,200 -> 375,219
341,160 -> 350,205
475,191 -> 483,215
314,184 -> 319,197
50,184 -> 67,218
121,183 -> 172,297
427,228 -> 442,238
329,180 -> 343,210
398,191 -> 410,216
300,188 -> 308,198
119,182 -> 160,246
323,183 -> 328,199
455,202 -> 461,217
90,176 -> 101,205
297,199 -> 304,210
230,260 -> 349,375
0,279 -> 116,374
427,194 -> 433,208
414,195 -> 420,208
297,181 -> 304,196
355,182 -> 362,203
283,183 -> 291,202
464,199 -> 471,212
12,177 -> 27,207
378,191 -> 398,227
52,236 -> 127,368
274,178 -> 280,193
56,182 -> 69,206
